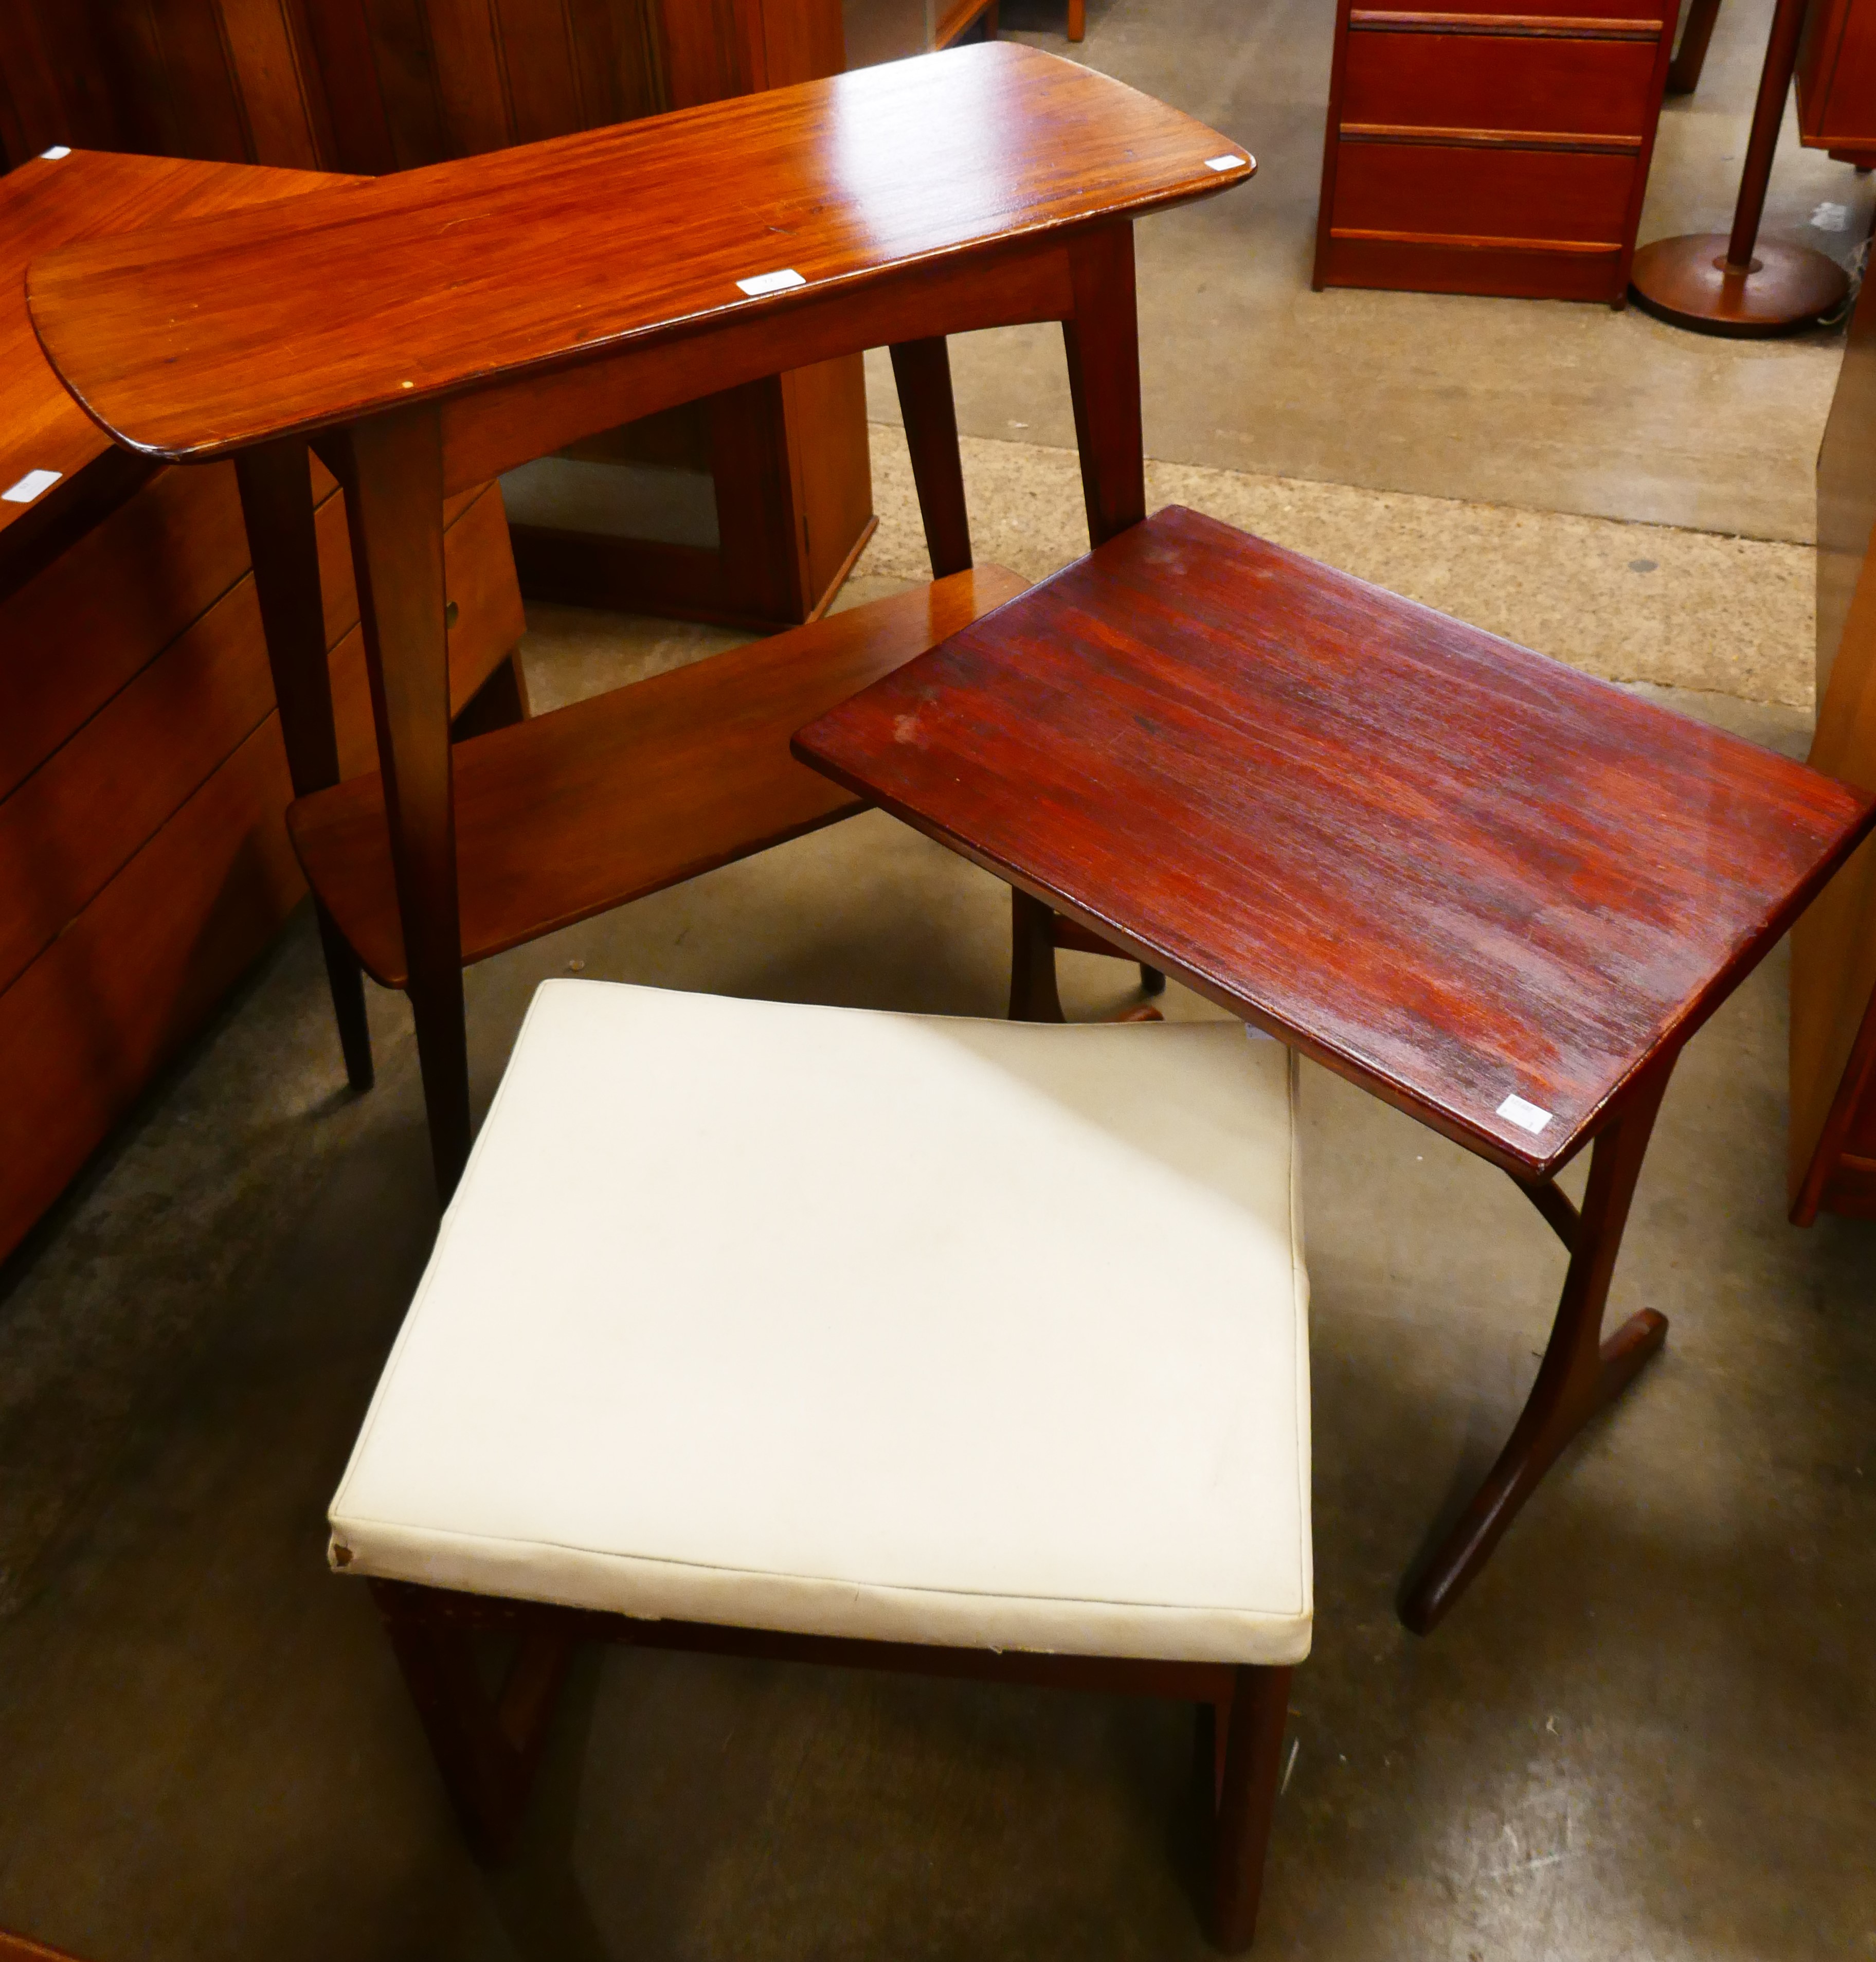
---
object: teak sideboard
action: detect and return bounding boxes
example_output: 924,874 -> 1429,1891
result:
0,149 -> 526,1266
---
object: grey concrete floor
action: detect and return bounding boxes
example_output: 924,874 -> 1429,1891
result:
5,6 -> 1876,1958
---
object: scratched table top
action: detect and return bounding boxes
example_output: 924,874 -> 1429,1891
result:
797,506 -> 1876,1176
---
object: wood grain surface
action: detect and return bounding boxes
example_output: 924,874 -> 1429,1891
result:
796,507 -> 1876,1175
26,44 -> 1250,462
290,566 -> 1027,985
0,149 -> 358,586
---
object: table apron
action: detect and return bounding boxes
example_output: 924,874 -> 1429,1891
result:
437,237 -> 1087,497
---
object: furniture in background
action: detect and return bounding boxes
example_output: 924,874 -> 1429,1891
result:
0,0 -> 873,634
1799,0 -> 1876,163
1,1930 -> 84,1960
0,146 -> 526,1269
796,505 -> 1876,1630
1791,263 -> 1876,1221
1630,0 -> 1850,333
843,0 -> 1003,63
28,44 -> 1239,1201
1311,0 -> 1676,303
1672,0 -> 1876,164
330,982 -> 1309,1951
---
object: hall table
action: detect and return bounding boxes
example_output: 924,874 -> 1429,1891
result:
26,43 -> 1252,1199
795,506 -> 1876,1629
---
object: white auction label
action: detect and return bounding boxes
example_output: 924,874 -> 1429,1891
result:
1205,154 -> 1247,172
3,469 -> 63,504
736,268 -> 806,298
1496,1092 -> 1553,1136
41,146 -> 71,160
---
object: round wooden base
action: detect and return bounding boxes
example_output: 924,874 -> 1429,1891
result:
1629,233 -> 1849,336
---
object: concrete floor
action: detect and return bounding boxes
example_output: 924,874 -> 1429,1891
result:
3,5 -> 1875,1959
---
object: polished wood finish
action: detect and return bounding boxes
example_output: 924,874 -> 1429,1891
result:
292,568 -> 1027,986
1630,0 -> 1850,334
28,48 -> 1250,467
0,0 -> 874,639
28,46 -> 1247,1198
795,505 -> 1876,1625
0,150 -> 354,601
1798,0 -> 1876,165
1792,265 -> 1876,1221
0,1932 -> 86,1961
0,147 -> 526,1263
1313,0 -> 1674,302
368,1577 -> 1291,1952
800,507 -> 1875,1178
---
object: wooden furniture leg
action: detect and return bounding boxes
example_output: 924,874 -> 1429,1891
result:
371,1580 -> 575,1864
1667,0 -> 1724,93
1017,222 -> 1167,1004
1400,1058 -> 1676,1633
234,440 -> 374,1093
1212,1665 -> 1291,1953
889,338 -> 973,579
1068,0 -> 1087,39
341,406 -> 471,1200
1009,887 -> 1066,1021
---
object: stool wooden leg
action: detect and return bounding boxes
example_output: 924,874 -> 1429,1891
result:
371,1581 -> 575,1865
1068,0 -> 1087,37
1400,1058 -> 1676,1633
889,338 -> 972,579
1212,1664 -> 1290,1952
235,440 -> 374,1093
341,406 -> 470,1200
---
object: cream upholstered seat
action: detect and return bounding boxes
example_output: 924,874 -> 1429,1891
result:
330,978 -> 1311,1666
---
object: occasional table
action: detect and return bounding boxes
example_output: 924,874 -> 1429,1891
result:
27,44 -> 1252,1200
796,505 -> 1876,1629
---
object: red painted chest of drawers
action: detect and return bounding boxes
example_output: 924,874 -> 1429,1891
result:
1313,0 -> 1677,303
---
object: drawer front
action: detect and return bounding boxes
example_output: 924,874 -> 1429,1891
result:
1341,32 -> 1662,138
1331,140 -> 1637,244
1351,0 -> 1666,19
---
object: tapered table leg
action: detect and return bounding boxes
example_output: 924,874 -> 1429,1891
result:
235,440 -> 374,1092
889,338 -> 973,579
1400,1059 -> 1676,1633
341,406 -> 470,1200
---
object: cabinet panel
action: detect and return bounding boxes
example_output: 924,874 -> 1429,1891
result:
1330,140 -> 1636,243
1341,32 -> 1659,137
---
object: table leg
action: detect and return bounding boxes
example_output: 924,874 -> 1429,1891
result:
1667,0 -> 1723,93
235,441 -> 374,1093
1009,889 -> 1066,1021
340,406 -> 471,1201
1016,225 -> 1164,1003
889,339 -> 972,579
1400,1057 -> 1675,1633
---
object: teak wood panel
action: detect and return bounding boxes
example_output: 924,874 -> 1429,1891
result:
0,717 -> 305,1264
290,567 -> 1027,984
1798,0 -> 1876,158
26,45 -> 1250,463
0,479 -> 518,1008
0,149 -> 360,592
1339,34 -> 1661,135
1791,264 -> 1876,1219
1328,140 -> 1636,244
795,508 -> 1876,1178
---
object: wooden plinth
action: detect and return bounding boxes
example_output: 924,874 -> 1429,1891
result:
1630,232 -> 1848,335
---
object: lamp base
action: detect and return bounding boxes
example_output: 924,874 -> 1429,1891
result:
1629,233 -> 1849,336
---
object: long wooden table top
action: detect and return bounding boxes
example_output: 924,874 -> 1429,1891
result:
26,44 -> 1251,464
797,507 -> 1876,1178
2,149 -> 355,591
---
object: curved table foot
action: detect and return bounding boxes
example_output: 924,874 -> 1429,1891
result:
1400,1060 -> 1676,1635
